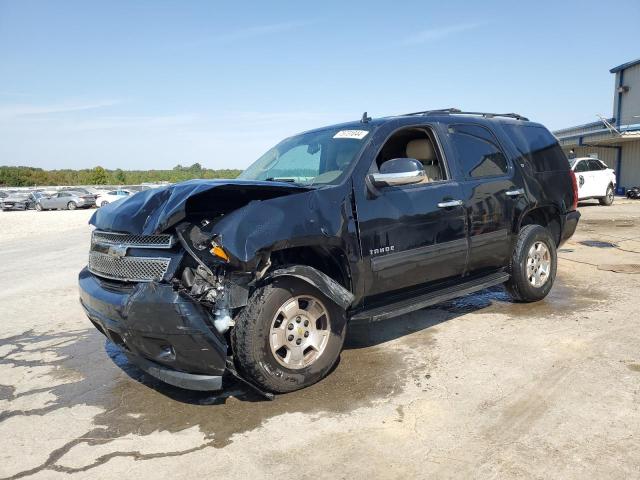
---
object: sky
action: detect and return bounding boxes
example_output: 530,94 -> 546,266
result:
1,0 -> 639,170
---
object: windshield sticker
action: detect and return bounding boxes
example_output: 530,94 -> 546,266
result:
333,130 -> 369,140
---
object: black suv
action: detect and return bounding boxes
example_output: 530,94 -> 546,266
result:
79,109 -> 580,396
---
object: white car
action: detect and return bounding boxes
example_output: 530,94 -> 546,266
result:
570,157 -> 616,206
95,189 -> 132,207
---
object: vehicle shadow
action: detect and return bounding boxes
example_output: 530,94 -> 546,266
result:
104,285 -> 509,403
345,285 -> 508,349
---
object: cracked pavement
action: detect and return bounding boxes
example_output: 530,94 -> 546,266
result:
1,201 -> 640,479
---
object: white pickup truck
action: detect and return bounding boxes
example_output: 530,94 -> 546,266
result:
570,157 -> 616,206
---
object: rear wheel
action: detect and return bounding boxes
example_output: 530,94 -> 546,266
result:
505,224 -> 557,302
599,184 -> 614,206
35,203 -> 43,211
67,201 -> 77,210
231,277 -> 347,393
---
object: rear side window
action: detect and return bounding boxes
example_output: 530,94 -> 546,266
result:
588,159 -> 604,171
503,124 -> 569,172
447,124 -> 509,178
575,161 -> 589,172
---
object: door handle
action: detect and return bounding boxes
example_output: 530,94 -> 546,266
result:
505,188 -> 524,197
437,199 -> 463,208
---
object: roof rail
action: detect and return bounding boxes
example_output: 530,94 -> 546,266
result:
402,108 -> 462,116
401,109 -> 529,121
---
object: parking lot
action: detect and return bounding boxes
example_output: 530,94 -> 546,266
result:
1,200 -> 640,479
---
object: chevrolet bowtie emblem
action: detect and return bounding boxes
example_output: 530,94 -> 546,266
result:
107,244 -> 128,258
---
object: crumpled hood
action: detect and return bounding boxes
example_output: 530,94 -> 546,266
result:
89,179 -> 310,235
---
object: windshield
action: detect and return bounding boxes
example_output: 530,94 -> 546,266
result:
239,127 -> 371,185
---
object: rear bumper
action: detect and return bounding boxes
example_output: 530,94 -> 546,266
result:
1,204 -> 27,211
78,267 -> 226,390
559,210 -> 581,246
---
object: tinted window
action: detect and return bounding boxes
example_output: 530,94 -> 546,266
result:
448,124 -> 508,178
575,161 -> 589,172
502,124 -> 569,172
588,159 -> 604,171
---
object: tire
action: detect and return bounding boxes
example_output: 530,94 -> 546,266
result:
35,203 -> 43,211
599,184 -> 614,206
231,276 -> 347,393
101,200 -> 109,207
505,224 -> 557,303
67,201 -> 77,210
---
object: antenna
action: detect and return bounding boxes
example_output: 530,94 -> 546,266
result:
361,111 -> 371,123
597,114 -> 621,136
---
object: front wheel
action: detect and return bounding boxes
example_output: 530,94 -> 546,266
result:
35,203 -> 43,211
599,185 -> 614,206
100,200 -> 109,207
505,224 -> 557,302
231,277 -> 347,393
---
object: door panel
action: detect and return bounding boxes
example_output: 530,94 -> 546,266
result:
53,195 -> 65,208
574,160 -> 591,198
445,123 -> 517,274
356,181 -> 468,303
588,160 -> 606,196
462,178 -> 517,273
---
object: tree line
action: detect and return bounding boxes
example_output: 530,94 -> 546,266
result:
0,163 -> 242,187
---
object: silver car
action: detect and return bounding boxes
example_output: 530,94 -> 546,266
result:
36,191 -> 96,211
1,193 -> 30,211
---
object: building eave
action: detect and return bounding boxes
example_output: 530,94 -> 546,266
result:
610,58 -> 640,73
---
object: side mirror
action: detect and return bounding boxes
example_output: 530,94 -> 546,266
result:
368,158 -> 426,187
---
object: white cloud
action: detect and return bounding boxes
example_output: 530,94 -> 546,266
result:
214,21 -> 309,43
400,22 -> 484,45
0,100 -> 119,120
179,21 -> 310,49
63,114 -> 198,131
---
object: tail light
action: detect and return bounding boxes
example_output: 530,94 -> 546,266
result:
570,171 -> 579,211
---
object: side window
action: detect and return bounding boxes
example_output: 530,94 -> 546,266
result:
588,160 -> 604,171
575,161 -> 589,172
448,124 -> 508,178
501,124 -> 569,172
374,127 -> 446,182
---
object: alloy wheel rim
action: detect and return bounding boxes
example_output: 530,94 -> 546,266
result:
269,295 -> 331,370
526,241 -> 551,288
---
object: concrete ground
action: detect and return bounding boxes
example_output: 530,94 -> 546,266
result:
1,199 -> 640,479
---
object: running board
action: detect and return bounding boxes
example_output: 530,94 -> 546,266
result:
349,272 -> 510,323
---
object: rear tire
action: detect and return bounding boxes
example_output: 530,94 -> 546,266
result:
67,201 -> 77,210
505,224 -> 557,302
599,185 -> 614,206
231,277 -> 347,393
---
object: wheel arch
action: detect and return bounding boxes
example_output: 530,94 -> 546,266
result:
516,205 -> 562,246
263,246 -> 354,310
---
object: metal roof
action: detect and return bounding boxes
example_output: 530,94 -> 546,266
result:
610,58 -> 640,73
554,118 -> 615,135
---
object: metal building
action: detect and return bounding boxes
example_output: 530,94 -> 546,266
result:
553,59 -> 640,193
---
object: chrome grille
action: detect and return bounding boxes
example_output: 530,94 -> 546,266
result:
88,252 -> 170,282
92,231 -> 175,249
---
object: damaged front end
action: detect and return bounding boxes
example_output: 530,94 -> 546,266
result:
79,180 -> 311,394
